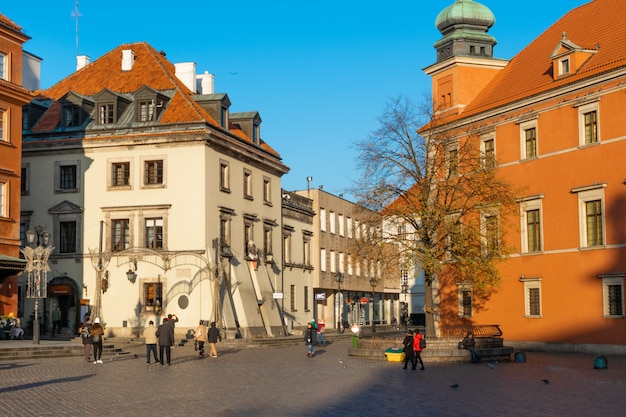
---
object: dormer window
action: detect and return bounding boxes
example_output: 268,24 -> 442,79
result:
138,100 -> 155,122
551,32 -> 597,80
99,103 -> 115,124
220,106 -> 228,128
559,58 -> 570,76
134,86 -> 168,123
63,105 -> 82,127
94,89 -> 130,126
253,122 -> 260,145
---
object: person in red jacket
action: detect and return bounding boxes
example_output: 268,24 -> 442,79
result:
412,331 -> 425,370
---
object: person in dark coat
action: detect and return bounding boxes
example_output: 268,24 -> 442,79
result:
207,321 -> 221,358
401,330 -> 415,370
157,317 -> 175,365
461,330 -> 481,363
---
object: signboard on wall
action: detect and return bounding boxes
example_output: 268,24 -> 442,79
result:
315,292 -> 326,301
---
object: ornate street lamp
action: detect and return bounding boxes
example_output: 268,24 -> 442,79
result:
369,277 -> 378,333
334,272 -> 344,333
21,227 -> 54,344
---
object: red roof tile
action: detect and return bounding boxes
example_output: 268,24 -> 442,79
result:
457,0 -> 626,119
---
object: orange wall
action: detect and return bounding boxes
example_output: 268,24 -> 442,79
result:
438,79 -> 626,345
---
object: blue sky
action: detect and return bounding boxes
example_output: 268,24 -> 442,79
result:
3,0 -> 588,200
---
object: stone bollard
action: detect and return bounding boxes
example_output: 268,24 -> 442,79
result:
514,351 -> 526,363
593,355 -> 608,370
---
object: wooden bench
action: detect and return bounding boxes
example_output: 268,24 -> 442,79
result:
439,324 -> 503,339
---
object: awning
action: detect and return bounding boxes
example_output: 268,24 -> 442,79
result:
0,254 -> 27,280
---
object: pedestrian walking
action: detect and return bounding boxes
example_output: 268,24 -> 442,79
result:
157,317 -> 175,365
412,330 -> 425,370
91,317 -> 104,364
144,320 -> 159,364
207,321 -> 221,358
401,330 -> 415,370
51,306 -> 62,337
194,320 -> 208,358
79,314 -> 92,363
305,322 -> 316,357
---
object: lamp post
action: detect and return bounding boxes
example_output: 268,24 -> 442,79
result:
334,272 -> 344,333
21,227 -> 54,344
369,277 -> 377,333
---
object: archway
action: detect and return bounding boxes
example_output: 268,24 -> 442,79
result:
47,276 -> 81,335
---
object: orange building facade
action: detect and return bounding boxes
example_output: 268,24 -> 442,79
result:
425,0 -> 626,350
0,15 -> 31,315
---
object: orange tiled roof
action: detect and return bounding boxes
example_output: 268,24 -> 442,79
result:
0,13 -> 22,32
40,42 -> 219,127
456,0 -> 626,120
31,42 -> 282,158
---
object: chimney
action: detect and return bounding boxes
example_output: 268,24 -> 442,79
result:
76,55 -> 90,71
122,49 -> 135,71
196,71 -> 215,94
174,62 -> 197,92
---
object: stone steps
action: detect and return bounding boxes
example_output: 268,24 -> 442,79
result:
0,342 -> 133,360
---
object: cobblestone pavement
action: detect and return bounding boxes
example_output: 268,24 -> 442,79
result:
0,340 -> 624,417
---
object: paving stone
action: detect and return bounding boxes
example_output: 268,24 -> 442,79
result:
0,340 -> 624,416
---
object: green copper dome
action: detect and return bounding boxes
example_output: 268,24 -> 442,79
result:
433,0 -> 497,62
435,0 -> 495,32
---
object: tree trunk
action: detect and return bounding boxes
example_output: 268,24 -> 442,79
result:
424,275 -> 436,339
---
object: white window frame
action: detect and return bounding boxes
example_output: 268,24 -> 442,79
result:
320,208 -> 326,232
329,211 -> 336,234
320,248 -> 326,272
522,278 -> 542,318
480,133 -> 496,168
480,209 -> 500,256
0,52 -> 7,80
347,255 -> 353,276
573,184 -> 606,248
263,177 -> 272,205
0,179 -> 7,218
338,214 -> 345,236
599,274 -> 624,318
219,160 -> 230,192
577,101 -> 600,146
519,119 -> 538,160
457,283 -> 473,318
0,108 -> 7,142
329,250 -> 336,273
338,252 -> 344,274
559,57 -> 570,76
519,196 -> 544,253
347,217 -> 352,238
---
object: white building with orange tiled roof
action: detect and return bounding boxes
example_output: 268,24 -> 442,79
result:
21,42 -> 290,339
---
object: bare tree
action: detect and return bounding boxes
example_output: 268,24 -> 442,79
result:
352,96 -> 518,337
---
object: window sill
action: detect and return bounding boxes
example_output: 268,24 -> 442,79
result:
244,195 -> 254,201
220,187 -> 231,194
602,315 -> 625,319
577,141 -> 600,149
141,184 -> 166,190
578,245 -> 606,251
523,315 -> 543,319
108,185 -> 132,191
55,188 -> 79,194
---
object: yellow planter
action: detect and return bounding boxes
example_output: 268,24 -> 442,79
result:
385,347 -> 405,362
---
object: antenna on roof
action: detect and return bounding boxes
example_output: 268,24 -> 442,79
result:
72,1 -> 81,57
